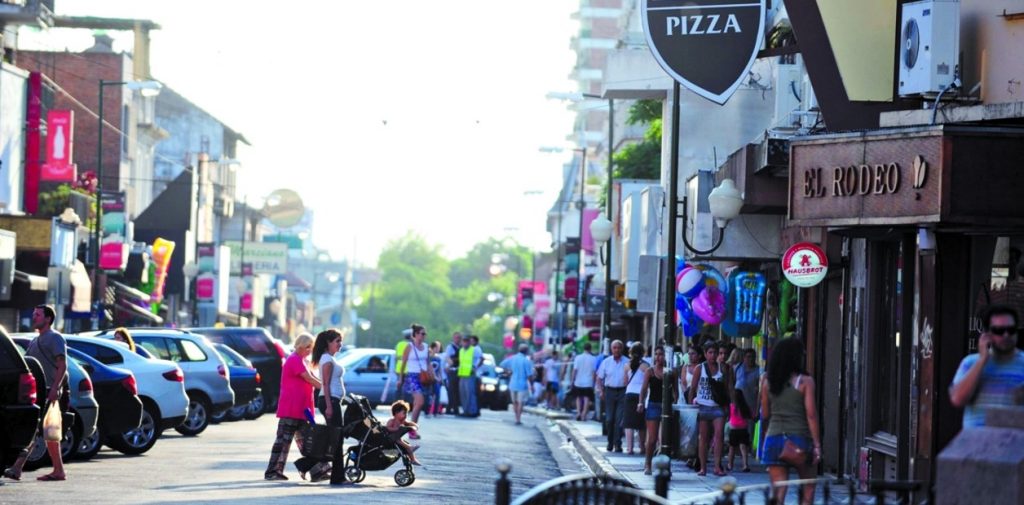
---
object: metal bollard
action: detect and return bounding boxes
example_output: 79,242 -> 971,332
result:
495,459 -> 512,505
654,454 -> 671,499
715,476 -> 738,505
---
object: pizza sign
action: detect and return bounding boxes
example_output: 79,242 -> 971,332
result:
782,242 -> 828,288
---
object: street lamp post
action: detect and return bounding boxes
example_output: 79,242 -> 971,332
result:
548,92 -> 616,345
93,79 -> 161,328
574,147 -> 587,341
658,83 -> 745,460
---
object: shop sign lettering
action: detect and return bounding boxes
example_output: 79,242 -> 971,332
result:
802,163 -> 903,198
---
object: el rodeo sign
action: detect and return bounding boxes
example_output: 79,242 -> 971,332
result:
642,0 -> 766,104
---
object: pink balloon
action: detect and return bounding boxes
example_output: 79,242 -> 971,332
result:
503,334 -> 515,349
692,286 -> 726,325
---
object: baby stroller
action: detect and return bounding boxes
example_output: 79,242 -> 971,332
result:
341,394 -> 416,487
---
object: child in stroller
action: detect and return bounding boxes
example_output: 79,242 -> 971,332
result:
385,401 -> 423,466
341,394 -> 418,487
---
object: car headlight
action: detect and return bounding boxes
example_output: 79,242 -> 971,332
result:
484,384 -> 496,392
498,384 -> 508,391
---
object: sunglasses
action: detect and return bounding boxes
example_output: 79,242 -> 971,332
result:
989,326 -> 1019,336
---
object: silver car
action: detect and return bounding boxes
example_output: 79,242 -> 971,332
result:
92,329 -> 234,437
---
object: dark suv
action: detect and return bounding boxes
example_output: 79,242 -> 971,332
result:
0,329 -> 41,470
187,327 -> 284,415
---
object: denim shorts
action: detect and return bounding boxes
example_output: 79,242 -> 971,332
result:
697,405 -> 724,421
761,433 -> 812,467
645,402 -> 663,421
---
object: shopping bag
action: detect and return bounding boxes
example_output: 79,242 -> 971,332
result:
439,385 -> 449,405
42,401 -> 62,442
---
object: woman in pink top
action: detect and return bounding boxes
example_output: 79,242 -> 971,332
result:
264,334 -> 322,481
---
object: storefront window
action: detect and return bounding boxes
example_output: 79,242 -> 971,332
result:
869,241 -> 903,437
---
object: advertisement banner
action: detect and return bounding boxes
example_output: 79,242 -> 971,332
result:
41,110 -> 77,182
224,241 -> 288,275
99,191 -> 128,271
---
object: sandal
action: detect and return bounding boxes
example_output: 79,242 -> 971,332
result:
697,469 -> 707,477
37,473 -> 66,482
3,468 -> 21,481
713,468 -> 727,477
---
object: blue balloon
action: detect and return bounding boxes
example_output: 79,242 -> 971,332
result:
675,294 -> 691,315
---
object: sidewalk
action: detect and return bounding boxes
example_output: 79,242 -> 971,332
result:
527,406 -> 857,505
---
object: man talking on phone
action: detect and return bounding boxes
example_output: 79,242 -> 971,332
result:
950,305 -> 1024,428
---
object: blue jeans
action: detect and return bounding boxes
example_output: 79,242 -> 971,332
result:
459,375 -> 479,416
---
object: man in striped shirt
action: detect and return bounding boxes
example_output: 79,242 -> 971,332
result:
950,305 -> 1024,428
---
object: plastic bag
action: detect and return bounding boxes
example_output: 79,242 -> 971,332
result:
43,401 -> 62,442
439,385 -> 449,405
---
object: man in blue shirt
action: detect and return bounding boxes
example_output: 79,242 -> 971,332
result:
501,344 -> 536,425
950,305 -> 1024,428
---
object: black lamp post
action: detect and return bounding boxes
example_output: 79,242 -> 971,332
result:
93,79 -> 161,329
658,81 -> 745,460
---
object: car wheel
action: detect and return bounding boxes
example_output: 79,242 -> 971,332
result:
225,404 -> 248,422
243,395 -> 265,420
21,434 -> 50,471
60,418 -> 81,461
175,395 -> 211,436
75,429 -> 103,460
107,405 -> 160,455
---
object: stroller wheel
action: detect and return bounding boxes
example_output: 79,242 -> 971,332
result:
345,466 -> 366,483
394,469 -> 415,487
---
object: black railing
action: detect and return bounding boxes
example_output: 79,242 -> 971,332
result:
499,461 -> 933,505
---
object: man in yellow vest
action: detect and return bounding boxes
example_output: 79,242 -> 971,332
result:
457,335 -> 482,417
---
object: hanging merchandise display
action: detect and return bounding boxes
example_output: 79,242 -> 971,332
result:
695,264 -> 729,297
676,266 -> 705,298
732,272 -> 767,325
675,296 -> 703,337
692,285 -> 727,325
778,279 -> 797,337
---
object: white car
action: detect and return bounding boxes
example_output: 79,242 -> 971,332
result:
91,329 -> 234,437
66,335 -> 189,455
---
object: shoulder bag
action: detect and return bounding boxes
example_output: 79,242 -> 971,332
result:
414,345 -> 436,387
705,363 -> 731,407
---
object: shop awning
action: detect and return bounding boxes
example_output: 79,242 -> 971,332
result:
116,301 -> 164,325
69,261 -> 92,313
15,270 -> 48,291
109,280 -> 152,303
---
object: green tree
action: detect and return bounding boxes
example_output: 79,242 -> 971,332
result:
600,99 -> 663,209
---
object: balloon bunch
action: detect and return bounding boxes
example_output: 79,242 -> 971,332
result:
731,272 -> 767,326
674,259 -> 729,334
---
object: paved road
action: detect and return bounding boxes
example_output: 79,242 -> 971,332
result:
0,408 -> 569,504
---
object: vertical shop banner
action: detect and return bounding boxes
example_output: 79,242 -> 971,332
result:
99,191 -> 128,271
150,238 -> 175,303
41,110 -> 77,182
195,243 -> 216,302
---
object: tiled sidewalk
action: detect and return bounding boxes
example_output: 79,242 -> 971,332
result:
527,406 -> 859,505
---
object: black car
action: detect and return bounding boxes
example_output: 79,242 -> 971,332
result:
66,348 -> 144,460
477,364 -> 511,411
210,343 -> 261,422
0,329 -> 41,470
188,327 -> 284,415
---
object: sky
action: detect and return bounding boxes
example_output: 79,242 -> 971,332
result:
25,1 -> 580,265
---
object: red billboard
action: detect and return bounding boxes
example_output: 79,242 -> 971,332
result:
41,110 -> 77,182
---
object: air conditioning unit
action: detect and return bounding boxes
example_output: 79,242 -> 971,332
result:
898,0 -> 960,96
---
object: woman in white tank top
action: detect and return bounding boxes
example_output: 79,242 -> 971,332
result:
397,324 -> 433,440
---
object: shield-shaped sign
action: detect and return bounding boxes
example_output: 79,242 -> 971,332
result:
642,0 -> 766,104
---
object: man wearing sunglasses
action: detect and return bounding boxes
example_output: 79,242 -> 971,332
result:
950,305 -> 1024,428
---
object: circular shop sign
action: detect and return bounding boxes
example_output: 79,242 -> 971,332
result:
782,242 -> 828,288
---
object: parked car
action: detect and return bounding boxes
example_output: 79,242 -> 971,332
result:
91,328 -> 234,437
188,327 -> 284,416
11,336 -> 98,467
210,343 -> 261,423
65,348 -> 143,460
0,329 -> 40,472
477,363 -> 511,411
66,336 -> 187,455
339,348 -> 398,408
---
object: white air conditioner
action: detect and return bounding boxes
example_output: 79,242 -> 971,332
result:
898,0 -> 960,96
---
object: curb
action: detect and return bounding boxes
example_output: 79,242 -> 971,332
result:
524,406 -> 573,420
554,420 -> 632,484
